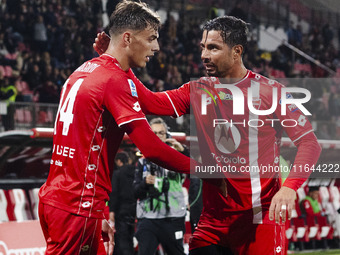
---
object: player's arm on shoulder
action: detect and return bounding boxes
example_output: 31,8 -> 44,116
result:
134,78 -> 177,116
122,119 -> 196,174
134,78 -> 190,117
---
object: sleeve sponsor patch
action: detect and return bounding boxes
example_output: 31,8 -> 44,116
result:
128,79 -> 138,97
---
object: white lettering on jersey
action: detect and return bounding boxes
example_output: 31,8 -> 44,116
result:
211,153 -> 247,164
75,62 -> 100,73
52,144 -> 76,158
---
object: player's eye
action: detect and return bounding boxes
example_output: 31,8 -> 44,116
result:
148,36 -> 157,42
208,45 -> 217,50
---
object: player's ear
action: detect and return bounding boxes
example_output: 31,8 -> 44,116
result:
233,45 -> 243,59
122,32 -> 132,46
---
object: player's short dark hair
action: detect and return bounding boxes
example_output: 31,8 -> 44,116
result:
203,16 -> 248,49
115,151 -> 129,165
108,0 -> 161,36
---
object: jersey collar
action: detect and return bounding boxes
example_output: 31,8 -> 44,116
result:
101,53 -> 124,71
217,70 -> 250,86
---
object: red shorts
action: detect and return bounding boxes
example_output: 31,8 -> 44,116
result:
39,202 -> 106,255
190,220 -> 286,255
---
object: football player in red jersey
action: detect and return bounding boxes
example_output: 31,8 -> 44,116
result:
94,16 -> 321,255
38,2 -> 201,255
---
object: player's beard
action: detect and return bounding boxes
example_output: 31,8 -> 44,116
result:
204,60 -> 221,77
206,65 -> 222,77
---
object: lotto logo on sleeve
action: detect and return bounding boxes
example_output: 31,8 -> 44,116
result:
133,102 -> 141,112
128,79 -> 138,97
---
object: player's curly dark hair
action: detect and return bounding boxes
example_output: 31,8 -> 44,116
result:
203,16 -> 248,51
109,0 -> 161,36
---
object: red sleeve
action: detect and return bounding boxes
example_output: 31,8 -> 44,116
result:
134,78 -> 178,116
165,83 -> 191,117
103,74 -> 145,126
272,84 -> 321,191
283,132 -> 322,191
122,119 -> 197,174
275,84 -> 314,143
134,78 -> 190,117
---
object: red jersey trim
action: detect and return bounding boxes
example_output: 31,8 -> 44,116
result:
292,129 -> 314,143
101,53 -> 124,70
77,110 -> 105,216
118,117 -> 147,127
89,120 -> 108,218
164,91 -> 180,117
216,70 -> 250,86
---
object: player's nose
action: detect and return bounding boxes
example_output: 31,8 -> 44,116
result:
201,48 -> 210,61
152,40 -> 160,52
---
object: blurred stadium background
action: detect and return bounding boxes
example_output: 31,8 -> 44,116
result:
1,0 -> 340,254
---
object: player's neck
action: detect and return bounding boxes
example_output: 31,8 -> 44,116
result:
221,64 -> 248,84
105,46 -> 130,71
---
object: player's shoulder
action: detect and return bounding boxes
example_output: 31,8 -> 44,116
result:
71,57 -> 134,96
189,76 -> 219,89
73,56 -> 123,78
249,70 -> 285,89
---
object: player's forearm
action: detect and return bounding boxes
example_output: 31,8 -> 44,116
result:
124,120 -> 194,174
283,132 -> 322,191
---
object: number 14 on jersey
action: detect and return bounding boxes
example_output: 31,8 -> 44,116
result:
54,79 -> 84,136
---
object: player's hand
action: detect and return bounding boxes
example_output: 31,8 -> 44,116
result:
145,174 -> 156,185
102,219 -> 115,255
165,138 -> 184,152
269,186 -> 296,223
93,32 -> 110,55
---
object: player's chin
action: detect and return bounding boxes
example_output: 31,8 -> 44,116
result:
137,61 -> 147,68
206,70 -> 215,76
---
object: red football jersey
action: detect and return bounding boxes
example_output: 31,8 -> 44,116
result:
135,70 -> 319,224
39,54 -> 146,218
133,69 -> 321,249
166,70 -> 316,223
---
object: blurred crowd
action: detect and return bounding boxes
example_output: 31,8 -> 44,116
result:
0,0 -> 103,103
1,0 -> 340,137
